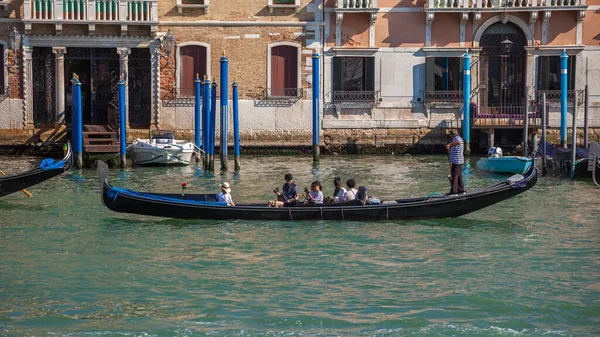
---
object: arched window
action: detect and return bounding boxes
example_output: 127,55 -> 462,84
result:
178,45 -> 207,97
269,45 -> 299,97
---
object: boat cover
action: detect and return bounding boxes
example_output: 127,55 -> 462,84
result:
39,158 -> 65,171
538,141 -> 589,162
106,185 -> 227,206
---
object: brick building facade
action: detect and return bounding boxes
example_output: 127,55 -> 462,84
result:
0,0 -> 599,150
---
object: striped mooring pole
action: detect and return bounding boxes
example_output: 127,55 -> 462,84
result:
463,51 -> 471,155
71,73 -> 83,169
118,74 -> 127,168
233,80 -> 240,171
560,50 -> 568,148
220,55 -> 229,172
312,53 -> 320,163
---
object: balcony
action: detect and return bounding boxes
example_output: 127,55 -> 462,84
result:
24,0 -> 159,34
536,90 -> 584,107
426,0 -> 587,11
176,0 -> 209,14
333,90 -> 379,108
336,0 -> 378,11
424,90 -> 464,107
267,0 -> 300,13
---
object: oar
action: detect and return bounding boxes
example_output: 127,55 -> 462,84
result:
0,169 -> 32,197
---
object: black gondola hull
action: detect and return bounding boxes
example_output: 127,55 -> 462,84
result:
101,166 -> 538,221
0,145 -> 73,198
594,157 -> 600,187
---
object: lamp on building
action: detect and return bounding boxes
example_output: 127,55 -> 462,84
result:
501,37 -> 513,55
160,29 -> 176,66
9,27 -> 21,65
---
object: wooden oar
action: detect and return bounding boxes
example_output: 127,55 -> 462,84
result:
0,169 -> 32,197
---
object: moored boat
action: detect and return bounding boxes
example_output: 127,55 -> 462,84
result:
476,156 -> 533,175
130,133 -> 195,166
97,159 -> 538,221
0,143 -> 73,198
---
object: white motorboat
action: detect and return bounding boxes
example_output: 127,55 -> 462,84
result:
130,133 -> 195,166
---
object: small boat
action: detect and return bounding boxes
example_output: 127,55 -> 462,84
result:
476,156 -> 533,174
130,133 -> 195,166
0,143 -> 73,198
97,159 -> 538,221
476,147 -> 532,174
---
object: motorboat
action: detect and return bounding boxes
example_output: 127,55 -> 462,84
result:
130,133 -> 194,166
476,147 -> 532,175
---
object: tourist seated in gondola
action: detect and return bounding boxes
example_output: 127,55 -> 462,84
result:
268,173 -> 299,207
330,177 -> 347,203
304,181 -> 324,205
342,178 -> 358,202
217,182 -> 235,206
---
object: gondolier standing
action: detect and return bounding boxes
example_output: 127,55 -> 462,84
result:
446,130 -> 465,195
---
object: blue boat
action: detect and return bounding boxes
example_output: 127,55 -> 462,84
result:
476,148 -> 533,175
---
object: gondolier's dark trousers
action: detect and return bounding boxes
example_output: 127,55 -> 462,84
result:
449,163 -> 464,195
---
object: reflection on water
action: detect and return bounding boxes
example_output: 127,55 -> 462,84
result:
1,154 -> 599,337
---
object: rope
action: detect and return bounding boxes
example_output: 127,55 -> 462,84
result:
193,144 -> 206,154
288,208 -> 293,221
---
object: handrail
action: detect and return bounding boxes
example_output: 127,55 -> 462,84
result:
427,0 -> 586,9
24,0 -> 158,21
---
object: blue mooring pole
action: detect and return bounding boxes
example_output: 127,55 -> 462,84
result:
71,74 -> 83,168
463,51 -> 471,155
233,80 -> 240,171
194,74 -> 201,151
210,79 -> 217,172
202,76 -> 210,170
220,55 -> 229,172
118,74 -> 127,168
312,53 -> 320,162
560,50 -> 568,148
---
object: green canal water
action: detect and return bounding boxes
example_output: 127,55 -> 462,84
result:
0,154 -> 599,337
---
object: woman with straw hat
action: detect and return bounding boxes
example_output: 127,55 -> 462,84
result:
217,182 -> 235,206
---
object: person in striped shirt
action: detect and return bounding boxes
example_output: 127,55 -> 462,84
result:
446,130 -> 465,195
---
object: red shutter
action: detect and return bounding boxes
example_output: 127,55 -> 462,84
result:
271,47 -> 285,96
179,46 -> 206,97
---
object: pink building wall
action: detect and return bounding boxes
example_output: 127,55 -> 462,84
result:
375,12 -> 426,47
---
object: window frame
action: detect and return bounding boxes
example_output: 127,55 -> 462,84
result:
267,42 -> 301,97
536,55 -> 575,92
176,0 -> 209,13
332,56 -> 375,93
0,42 -> 7,98
176,42 -> 211,98
267,0 -> 300,13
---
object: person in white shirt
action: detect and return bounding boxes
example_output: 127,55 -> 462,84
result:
333,177 -> 347,203
217,182 -> 235,206
343,178 -> 358,202
305,181 -> 324,204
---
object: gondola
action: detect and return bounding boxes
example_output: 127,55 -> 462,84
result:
97,158 -> 538,221
0,143 -> 73,198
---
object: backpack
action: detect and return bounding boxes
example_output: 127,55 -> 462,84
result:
356,186 -> 368,204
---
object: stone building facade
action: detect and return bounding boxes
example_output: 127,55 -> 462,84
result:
0,0 -> 599,151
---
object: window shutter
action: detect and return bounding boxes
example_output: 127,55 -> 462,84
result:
365,57 -> 375,91
333,57 -> 343,93
271,47 -> 285,96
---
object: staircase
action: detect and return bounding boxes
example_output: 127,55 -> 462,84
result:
82,125 -> 120,153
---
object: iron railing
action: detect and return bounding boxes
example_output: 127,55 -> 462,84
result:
333,90 -> 379,107
424,90 -> 463,105
427,0 -> 586,9
0,86 -> 8,102
258,88 -> 304,100
161,87 -> 201,107
536,90 -> 584,106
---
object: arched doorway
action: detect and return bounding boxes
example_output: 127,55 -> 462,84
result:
479,22 -> 527,120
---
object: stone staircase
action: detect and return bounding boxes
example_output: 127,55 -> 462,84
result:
82,125 -> 119,153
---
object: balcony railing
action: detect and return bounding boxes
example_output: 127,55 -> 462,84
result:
333,90 -> 379,108
536,90 -> 584,107
336,0 -> 377,9
424,90 -> 463,106
161,87 -> 201,107
25,0 -> 158,22
427,0 -> 586,9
